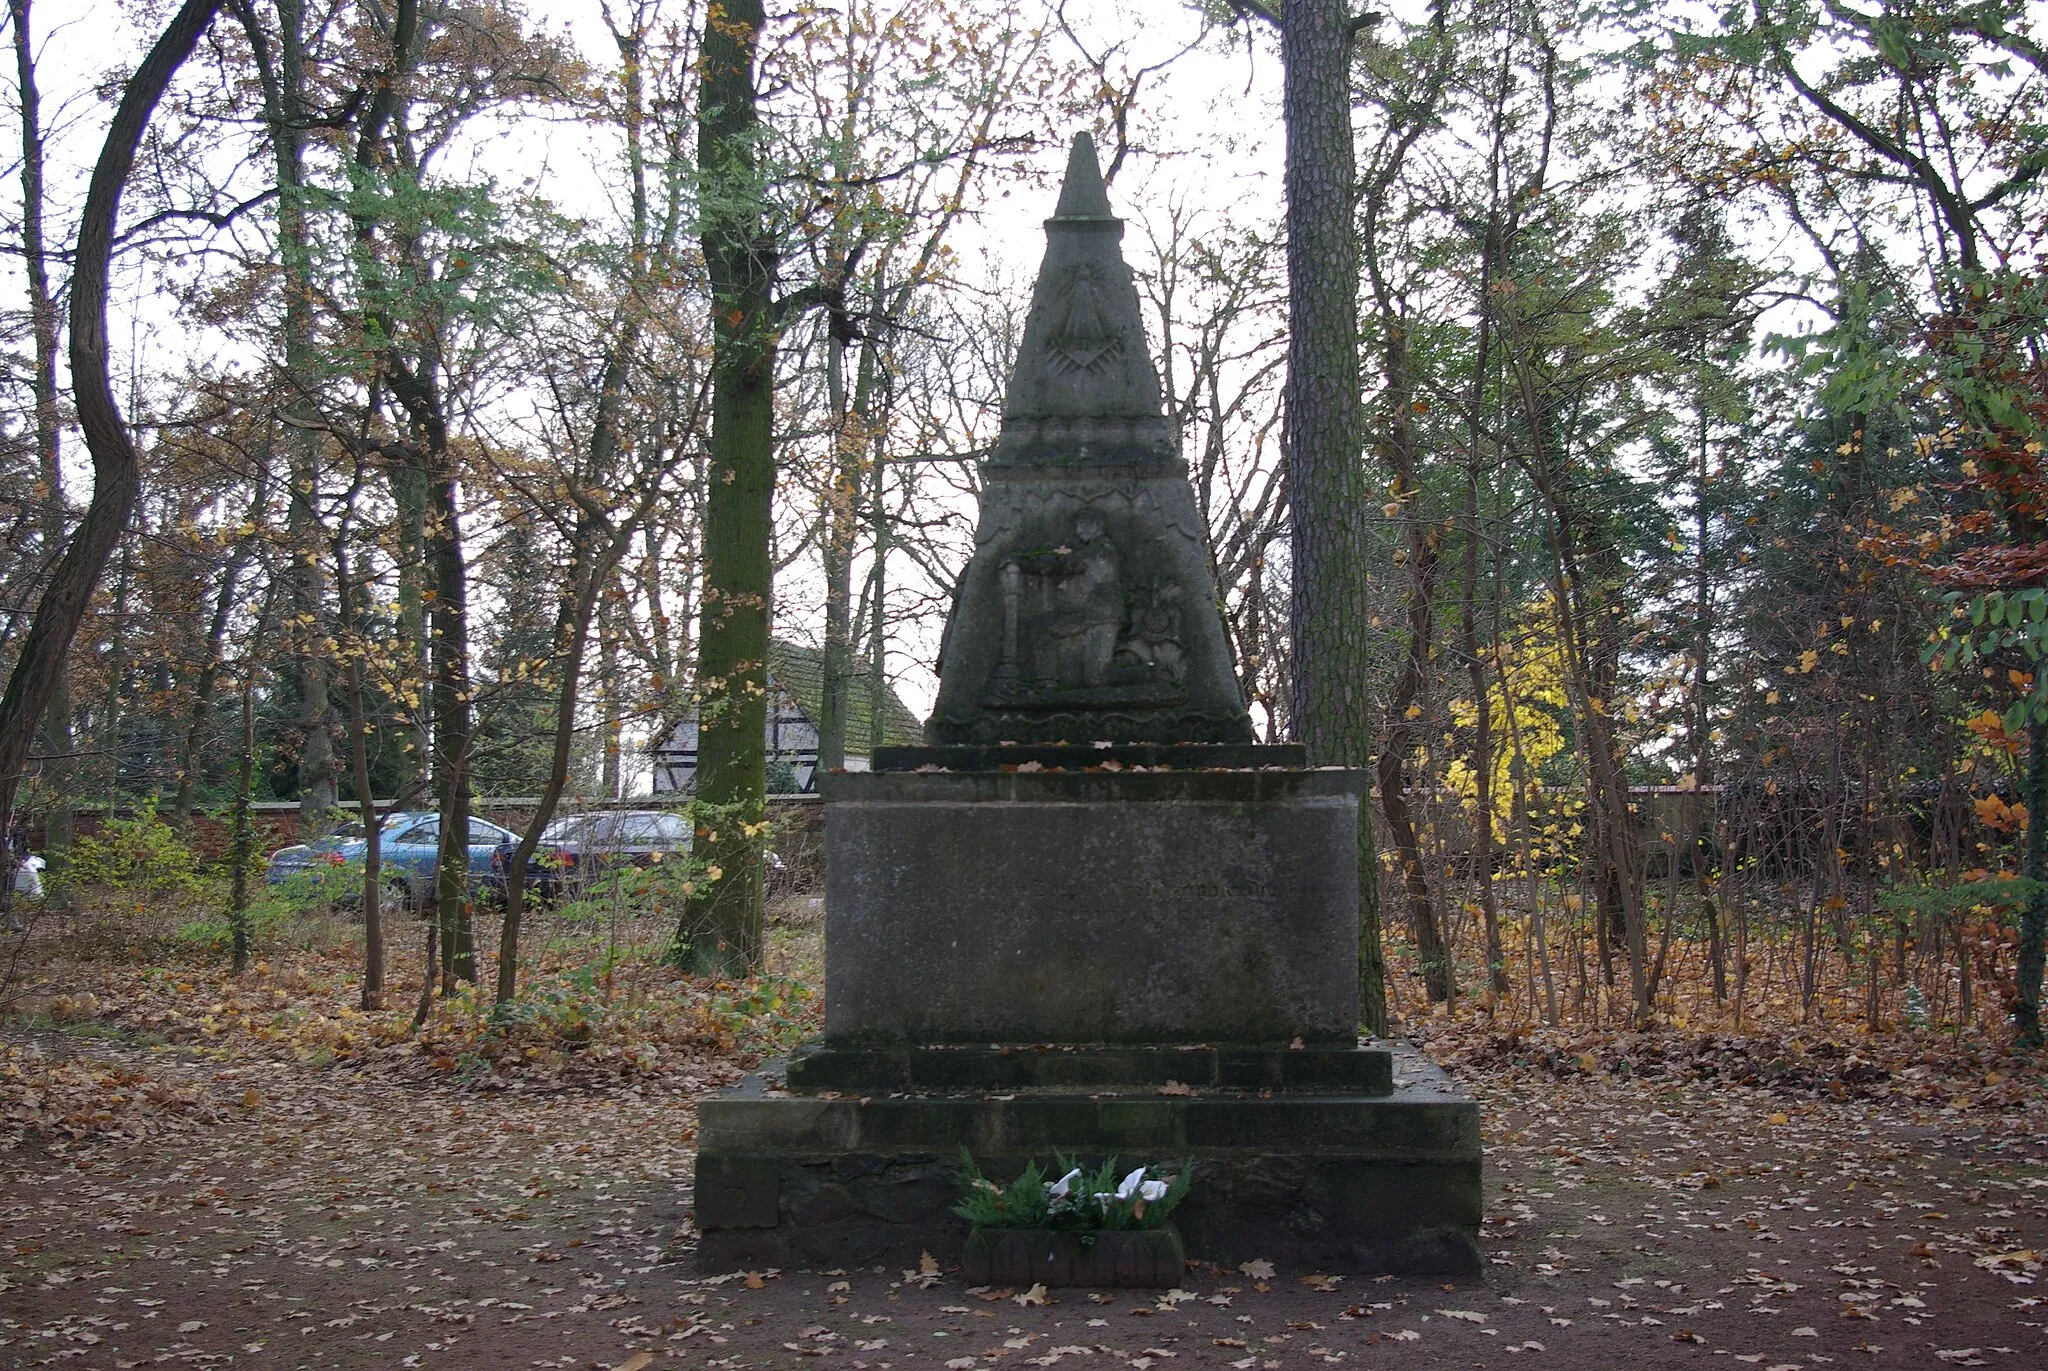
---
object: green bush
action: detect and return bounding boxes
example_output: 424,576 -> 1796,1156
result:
65,801 -> 203,902
173,896 -> 297,954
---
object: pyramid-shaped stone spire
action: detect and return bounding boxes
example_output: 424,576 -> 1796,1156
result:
925,133 -> 1253,745
992,132 -> 1175,469
1052,129 -> 1115,217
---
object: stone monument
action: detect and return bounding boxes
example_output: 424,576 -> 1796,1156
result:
690,134 -> 1480,1274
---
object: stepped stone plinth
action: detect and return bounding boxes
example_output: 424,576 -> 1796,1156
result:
688,135 -> 1479,1275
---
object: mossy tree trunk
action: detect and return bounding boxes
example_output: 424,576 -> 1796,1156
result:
676,0 -> 775,976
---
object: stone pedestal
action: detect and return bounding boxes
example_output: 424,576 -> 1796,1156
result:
689,757 -> 1482,1275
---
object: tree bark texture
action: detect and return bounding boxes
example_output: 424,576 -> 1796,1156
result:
1280,0 -> 1386,1035
0,0 -> 221,906
677,0 -> 774,975
428,461 -> 475,984
9,0 -> 74,882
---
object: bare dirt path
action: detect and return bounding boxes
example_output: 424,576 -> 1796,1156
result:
5,1030 -> 2043,1371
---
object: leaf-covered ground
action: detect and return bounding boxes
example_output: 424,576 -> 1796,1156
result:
4,936 -> 2046,1369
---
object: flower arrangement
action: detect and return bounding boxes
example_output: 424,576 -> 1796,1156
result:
953,1151 -> 1192,1232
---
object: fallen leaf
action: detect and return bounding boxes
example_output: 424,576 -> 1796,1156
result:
1239,1259 -> 1275,1280
1014,1283 -> 1050,1307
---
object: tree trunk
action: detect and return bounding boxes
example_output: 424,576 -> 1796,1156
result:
229,668 -> 257,974
818,288 -> 858,775
867,427 -> 891,757
497,319 -> 657,1004
9,0 -> 74,890
1280,0 -> 1385,1035
2017,718 -> 2048,1047
497,551 -> 606,1006
173,518 -> 260,819
1692,401 -> 1727,1001
0,0 -> 222,915
391,453 -> 432,792
331,492 -> 390,1010
428,461 -> 474,985
676,0 -> 774,975
277,0 -> 336,829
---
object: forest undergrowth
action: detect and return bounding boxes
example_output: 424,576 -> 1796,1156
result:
4,870 -> 2043,1153
1,883 -> 824,1150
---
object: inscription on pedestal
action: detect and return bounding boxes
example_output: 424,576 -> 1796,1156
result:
822,770 -> 1363,1047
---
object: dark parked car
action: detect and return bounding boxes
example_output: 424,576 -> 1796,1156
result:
264,811 -> 518,910
485,809 -> 693,903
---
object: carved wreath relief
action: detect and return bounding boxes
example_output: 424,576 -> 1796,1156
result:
984,509 -> 1188,710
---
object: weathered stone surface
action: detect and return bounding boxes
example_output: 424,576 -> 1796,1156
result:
926,133 -> 1253,747
821,769 -> 1365,1047
782,1041 -> 1393,1095
690,1054 -> 1482,1274
701,1075 -> 1476,1159
962,1227 -> 1185,1288
874,742 -> 1305,772
693,1154 -> 780,1230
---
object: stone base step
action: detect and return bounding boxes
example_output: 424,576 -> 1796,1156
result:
689,1055 -> 1480,1275
782,1042 -> 1394,1095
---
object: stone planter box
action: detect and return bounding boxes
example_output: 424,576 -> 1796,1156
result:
961,1225 -> 1184,1288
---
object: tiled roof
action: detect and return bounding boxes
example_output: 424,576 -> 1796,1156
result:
766,639 -> 924,750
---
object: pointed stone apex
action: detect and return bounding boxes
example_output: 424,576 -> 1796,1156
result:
1052,132 -> 1115,220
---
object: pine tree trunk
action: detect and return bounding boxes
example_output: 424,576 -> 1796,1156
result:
676,0 -> 774,975
1281,0 -> 1385,1035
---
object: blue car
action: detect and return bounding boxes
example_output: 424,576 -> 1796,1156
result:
264,810 -> 518,911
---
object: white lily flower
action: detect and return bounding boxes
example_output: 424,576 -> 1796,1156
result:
1114,1166 -> 1149,1202
1139,1179 -> 1168,1202
1047,1167 -> 1082,1200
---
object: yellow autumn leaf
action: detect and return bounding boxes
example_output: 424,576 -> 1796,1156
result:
1799,650 -> 1819,672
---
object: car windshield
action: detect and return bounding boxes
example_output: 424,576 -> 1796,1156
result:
625,813 -> 689,843
540,814 -> 596,842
